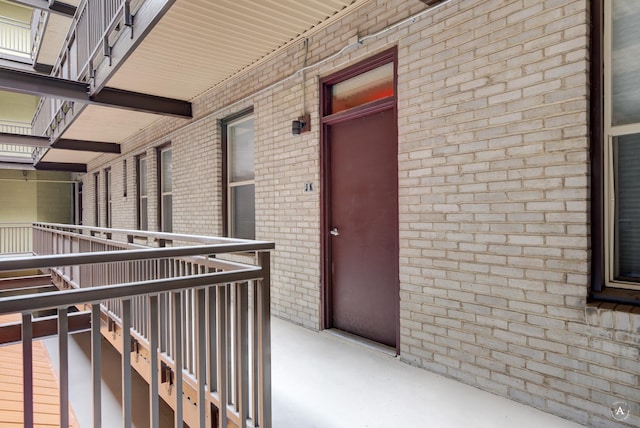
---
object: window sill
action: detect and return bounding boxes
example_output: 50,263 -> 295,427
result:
585,300 -> 640,332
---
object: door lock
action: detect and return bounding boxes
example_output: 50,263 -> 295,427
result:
330,228 -> 340,236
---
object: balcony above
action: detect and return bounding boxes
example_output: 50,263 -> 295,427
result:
0,0 -> 367,172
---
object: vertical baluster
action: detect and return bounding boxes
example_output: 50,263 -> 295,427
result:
22,312 -> 34,428
173,292 -> 183,427
257,251 -> 272,428
59,307 -> 69,428
217,286 -> 228,428
91,303 -> 102,428
209,284 -> 218,396
149,295 -> 159,428
236,282 -> 249,428
197,288 -> 207,428
122,299 -> 132,428
252,279 -> 259,425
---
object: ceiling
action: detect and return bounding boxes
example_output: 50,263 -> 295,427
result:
0,0 -> 366,170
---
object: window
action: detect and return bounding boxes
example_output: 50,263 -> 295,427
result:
601,1 -> 640,292
123,159 -> 127,198
94,172 -> 100,226
105,168 -> 112,228
330,62 -> 394,114
137,156 -> 148,230
159,147 -> 172,233
223,111 -> 255,239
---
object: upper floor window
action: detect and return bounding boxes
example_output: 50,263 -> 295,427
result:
159,146 -> 172,233
94,172 -> 100,227
105,168 -> 112,228
137,155 -> 148,230
603,1 -> 640,291
223,112 -> 255,239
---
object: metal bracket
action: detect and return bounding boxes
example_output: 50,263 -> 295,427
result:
132,337 -> 140,362
125,2 -> 135,39
160,361 -> 175,394
107,318 -> 117,339
103,39 -> 113,66
124,2 -> 134,27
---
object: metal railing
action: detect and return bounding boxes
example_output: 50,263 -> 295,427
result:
0,121 -> 34,159
0,223 -> 274,428
0,223 -> 33,254
0,16 -> 31,60
33,0 -> 140,139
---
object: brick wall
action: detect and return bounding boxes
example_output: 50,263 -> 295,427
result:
83,0 -> 638,426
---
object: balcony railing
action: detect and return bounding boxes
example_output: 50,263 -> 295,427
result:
0,15 -> 31,61
0,121 -> 34,159
0,223 -> 274,428
33,0 -> 142,139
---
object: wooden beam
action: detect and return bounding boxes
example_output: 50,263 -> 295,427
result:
0,275 -> 51,291
0,311 -> 91,346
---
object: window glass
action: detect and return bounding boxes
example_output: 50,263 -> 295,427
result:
161,149 -> 172,193
331,62 -> 394,114
106,169 -> 112,228
160,148 -> 172,233
162,194 -> 173,233
94,173 -> 99,226
227,115 -> 255,238
613,134 -> 640,282
140,198 -> 148,231
230,118 -> 254,182
138,157 -> 148,230
231,184 -> 255,239
611,3 -> 640,125
139,158 -> 147,197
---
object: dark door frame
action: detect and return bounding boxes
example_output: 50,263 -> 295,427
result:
319,47 -> 399,349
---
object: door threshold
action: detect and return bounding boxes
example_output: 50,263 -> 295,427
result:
324,328 -> 397,357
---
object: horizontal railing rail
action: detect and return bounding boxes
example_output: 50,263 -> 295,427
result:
0,223 -> 273,428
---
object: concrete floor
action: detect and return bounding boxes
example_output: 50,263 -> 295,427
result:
271,317 -> 584,428
43,317 -> 585,427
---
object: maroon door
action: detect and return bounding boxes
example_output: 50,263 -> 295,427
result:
328,107 -> 398,348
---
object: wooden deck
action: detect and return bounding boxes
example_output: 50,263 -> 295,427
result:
0,314 -> 79,428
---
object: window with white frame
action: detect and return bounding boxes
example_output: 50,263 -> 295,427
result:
159,146 -> 172,233
224,113 -> 255,239
137,155 -> 148,230
604,1 -> 640,290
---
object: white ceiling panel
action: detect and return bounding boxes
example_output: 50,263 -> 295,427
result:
106,0 -> 360,100
40,147 -> 100,164
60,104 -> 163,143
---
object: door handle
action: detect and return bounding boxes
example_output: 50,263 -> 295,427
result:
330,228 -> 340,236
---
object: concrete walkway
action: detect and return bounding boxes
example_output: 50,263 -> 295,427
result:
271,317 -> 584,428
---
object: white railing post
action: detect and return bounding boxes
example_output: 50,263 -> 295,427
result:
148,294 -> 160,428
172,291 -> 183,426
